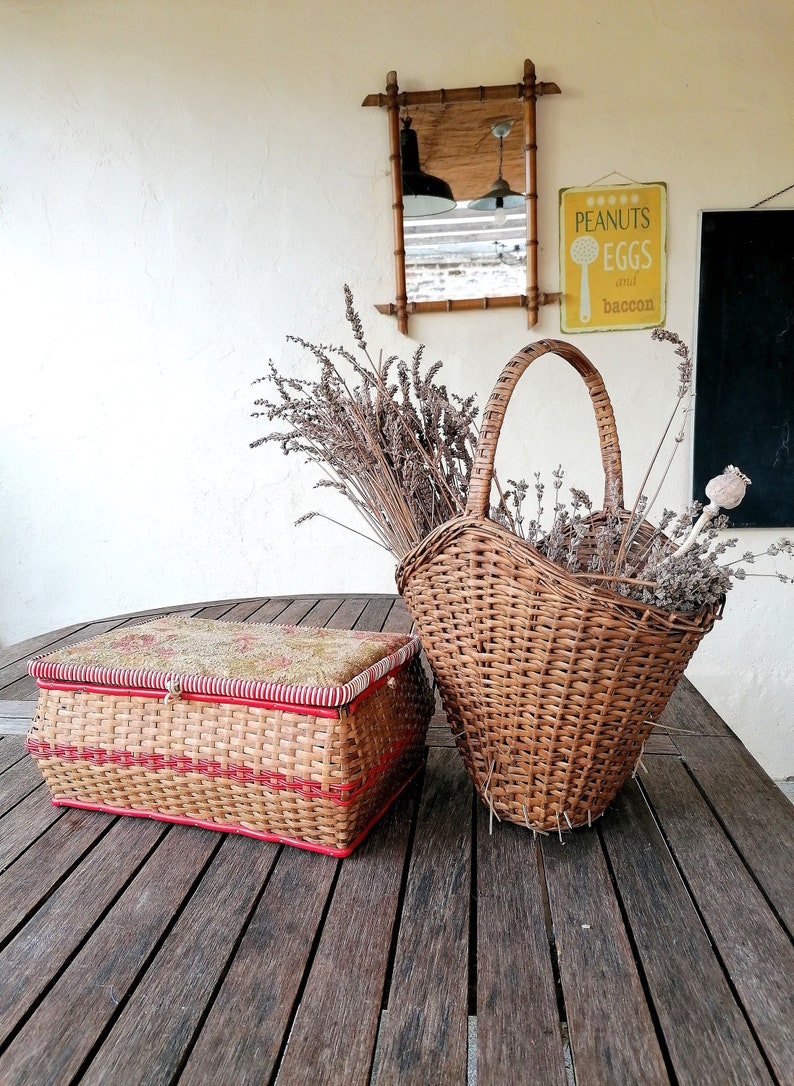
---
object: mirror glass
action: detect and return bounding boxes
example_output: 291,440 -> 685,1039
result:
402,101 -> 527,303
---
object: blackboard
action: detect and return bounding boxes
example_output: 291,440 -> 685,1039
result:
693,209 -> 794,528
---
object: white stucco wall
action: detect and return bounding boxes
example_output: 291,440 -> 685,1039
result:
1,0 -> 792,775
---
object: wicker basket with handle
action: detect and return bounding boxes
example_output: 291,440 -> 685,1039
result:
396,339 -> 722,833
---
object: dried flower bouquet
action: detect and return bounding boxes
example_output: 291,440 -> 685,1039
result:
252,285 -> 481,559
251,292 -> 791,616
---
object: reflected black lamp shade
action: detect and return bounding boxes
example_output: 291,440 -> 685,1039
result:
400,121 -> 456,217
468,177 -> 525,211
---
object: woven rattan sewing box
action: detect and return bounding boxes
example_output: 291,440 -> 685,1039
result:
26,616 -> 433,856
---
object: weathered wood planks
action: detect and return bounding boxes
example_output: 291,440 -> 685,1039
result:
374,747 -> 472,1085
0,595 -> 790,1086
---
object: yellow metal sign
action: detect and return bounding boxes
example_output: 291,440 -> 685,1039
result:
559,182 -> 667,332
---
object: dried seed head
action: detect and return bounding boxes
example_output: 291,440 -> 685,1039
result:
705,465 -> 751,511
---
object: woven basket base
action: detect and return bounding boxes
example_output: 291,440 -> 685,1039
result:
456,719 -> 653,834
36,756 -> 424,857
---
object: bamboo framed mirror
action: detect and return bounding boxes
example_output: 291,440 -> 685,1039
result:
363,59 -> 561,335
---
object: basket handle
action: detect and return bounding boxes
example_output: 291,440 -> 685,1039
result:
465,339 -> 624,519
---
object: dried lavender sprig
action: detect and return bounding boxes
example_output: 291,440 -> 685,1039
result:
721,537 -> 794,567
295,510 -> 390,550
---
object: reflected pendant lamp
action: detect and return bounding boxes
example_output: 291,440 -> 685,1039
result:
468,121 -> 525,224
400,117 -> 456,217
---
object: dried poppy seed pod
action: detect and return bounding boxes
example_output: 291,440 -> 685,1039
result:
671,465 -> 751,558
704,465 -> 751,512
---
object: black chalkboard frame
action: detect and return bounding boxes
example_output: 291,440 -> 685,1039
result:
693,208 -> 794,528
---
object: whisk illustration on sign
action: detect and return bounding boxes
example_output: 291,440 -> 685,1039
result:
570,234 -> 599,322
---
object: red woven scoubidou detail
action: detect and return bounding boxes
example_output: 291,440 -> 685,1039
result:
28,634 -> 421,709
24,735 -> 420,805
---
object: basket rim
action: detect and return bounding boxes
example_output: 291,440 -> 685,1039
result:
396,512 -> 724,631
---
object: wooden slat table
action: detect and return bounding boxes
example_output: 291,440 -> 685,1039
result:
0,594 -> 791,1086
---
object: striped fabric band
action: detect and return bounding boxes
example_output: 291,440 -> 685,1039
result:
29,633 -> 422,709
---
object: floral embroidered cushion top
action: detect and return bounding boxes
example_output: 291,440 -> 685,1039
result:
29,616 -> 421,709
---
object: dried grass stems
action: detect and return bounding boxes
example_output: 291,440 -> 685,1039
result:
251,286 -> 481,558
612,328 -> 694,573
496,330 -> 793,613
